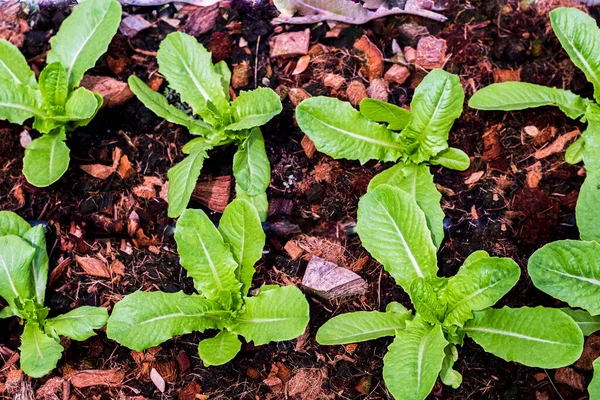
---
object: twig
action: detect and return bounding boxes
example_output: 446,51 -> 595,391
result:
272,7 -> 447,25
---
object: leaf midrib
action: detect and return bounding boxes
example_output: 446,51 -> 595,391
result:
463,326 -> 574,345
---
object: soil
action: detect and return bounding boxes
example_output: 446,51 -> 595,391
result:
0,0 -> 598,399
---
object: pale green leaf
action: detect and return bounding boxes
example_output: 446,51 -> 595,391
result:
410,278 -> 446,324
0,77 -> 45,124
0,235 -> 36,312
0,39 -> 37,88
582,116 -> 600,172
39,63 -> 68,113
175,209 -> 241,299
67,91 -> 103,131
356,184 -> 437,291
383,317 -> 448,400
528,240 -> 600,315
430,147 -> 470,171
62,87 -> 100,120
560,308 -> 600,336
23,129 -> 70,187
577,171 -> 600,242
198,330 -> 241,367
565,136 -> 584,164
22,226 -> 49,304
402,69 -> 464,163
214,61 -> 231,101
236,184 -> 268,222
228,285 -> 309,346
19,322 -> 63,378
233,128 -> 271,196
462,306 -> 584,368
296,96 -> 404,163
462,250 -> 490,267
218,199 -> 265,295
226,88 -> 282,131
468,82 -> 589,119
167,146 -> 211,218
359,98 -> 410,130
0,211 -> 31,237
47,0 -> 121,89
439,344 -> 462,389
106,291 -> 227,351
0,307 -> 13,319
46,306 -> 108,341
590,357 -> 600,400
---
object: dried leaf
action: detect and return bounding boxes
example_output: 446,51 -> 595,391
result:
354,35 -> 384,81
80,76 -> 134,108
292,55 -> 311,75
150,368 -> 165,393
464,170 -> 485,185
75,255 -> 110,278
80,164 -> 115,180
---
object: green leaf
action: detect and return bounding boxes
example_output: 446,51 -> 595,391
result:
0,235 -> 36,313
468,82 -> 589,119
39,63 -> 68,114
22,226 -> 49,304
106,291 -> 227,351
46,306 -> 108,341
47,0 -> 122,89
236,184 -> 269,222
439,344 -> 462,389
167,145 -> 211,218
0,211 -> 31,237
0,39 -> 37,88
0,307 -> 13,319
430,147 -> 470,171
528,240 -> 600,315
402,69 -> 464,163
228,285 -> 309,346
128,75 -> 213,136
157,32 -> 228,122
444,257 -> 520,327
226,88 -> 282,131
232,128 -> 271,196
218,199 -> 265,295
296,96 -> 404,163
175,209 -> 241,299
359,98 -> 410,130
462,250 -> 490,267
582,116 -> 600,171
590,357 -> 600,400
198,330 -> 241,367
63,87 -> 100,120
67,91 -> 103,131
316,309 -> 412,345
356,184 -> 438,291
19,321 -> 63,378
560,308 -> 600,336
565,136 -> 584,164
23,129 -> 70,187
0,77 -> 46,124
368,163 -> 445,249
550,7 -> 600,101
410,278 -> 446,324
383,317 -> 448,400
462,306 -> 584,368
214,61 -> 231,101
577,171 -> 600,242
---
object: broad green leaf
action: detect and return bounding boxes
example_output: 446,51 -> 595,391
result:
39,63 -> 68,114
167,146 -> 211,218
0,39 -> 37,88
430,147 -> 470,171
236,184 -> 268,222
582,116 -> 600,172
128,75 -> 213,136
67,91 -> 103,131
402,69 -> 464,163
47,0 -> 122,89
233,128 -> 271,196
316,309 -> 412,345
214,61 -> 232,101
462,250 -> 490,267
226,88 -> 282,131
157,32 -> 228,122
227,285 -> 309,346
463,306 -> 584,368
296,96 -> 404,163
175,209 -> 241,299
0,77 -> 45,124
218,199 -> 265,295
0,235 -> 36,312
198,330 -> 241,366
468,82 -> 589,119
590,357 -> 600,400
444,257 -> 520,327
560,308 -> 600,336
0,211 -> 31,237
387,301 -> 410,314
383,317 -> 447,400
528,240 -> 600,315
356,185 -> 437,291
410,278 -> 446,324
46,306 -> 107,341
550,7 -> 600,101
19,322 -> 63,378
22,226 -> 49,304
368,163 -> 445,249
23,129 -> 70,187
106,291 -> 227,351
577,171 -> 600,242
359,98 -> 410,130
439,344 -> 462,389
565,136 -> 584,164
0,307 -> 13,319
63,87 -> 100,120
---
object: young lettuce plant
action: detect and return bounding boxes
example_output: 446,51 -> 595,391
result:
0,0 -> 121,187
0,211 -> 108,377
128,32 -> 282,219
469,7 -> 600,243
316,185 -> 584,400
296,68 -> 470,249
106,199 -> 309,366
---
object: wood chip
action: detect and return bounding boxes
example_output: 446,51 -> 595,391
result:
119,15 -> 152,37
384,64 -> 410,85
183,3 -> 220,36
232,61 -> 252,89
284,240 -> 304,260
482,124 -> 502,162
554,367 -> 585,391
302,256 -> 367,300
270,29 -> 310,58
68,369 -> 125,388
493,68 -> 521,83
301,135 -> 317,158
323,73 -> 345,90
346,81 -> 367,106
533,129 -> 580,159
191,175 -> 231,213
80,164 -> 115,180
117,155 -> 135,179
292,55 -> 311,75
367,78 -> 388,102
526,161 -> 543,188
289,88 -> 311,107
287,369 -> 325,400
75,255 -> 110,278
415,36 -> 447,70
150,368 -> 166,393
353,35 -> 384,81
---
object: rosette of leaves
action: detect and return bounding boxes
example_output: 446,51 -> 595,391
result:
296,68 -> 470,249
128,32 -> 282,219
0,0 -> 121,187
316,185 -> 584,400
469,7 -> 600,243
106,199 -> 309,366
0,211 -> 108,377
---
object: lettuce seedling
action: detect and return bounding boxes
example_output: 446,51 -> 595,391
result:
0,0 -> 121,187
128,32 -> 282,219
296,68 -> 469,248
107,199 -> 309,366
469,7 -> 600,243
316,185 -> 584,400
0,211 -> 108,377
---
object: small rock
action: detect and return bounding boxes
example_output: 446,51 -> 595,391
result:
346,81 -> 367,106
289,88 -> 311,107
353,35 -> 384,81
302,256 -> 367,300
150,368 -> 166,393
323,73 -> 345,90
119,15 -> 152,37
385,65 -> 411,85
270,29 -> 310,58
284,240 -> 304,261
554,367 -> 585,391
415,36 -> 447,70
19,129 -> 31,148
368,78 -> 388,102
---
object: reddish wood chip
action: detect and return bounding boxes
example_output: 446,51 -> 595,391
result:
68,369 -> 125,388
